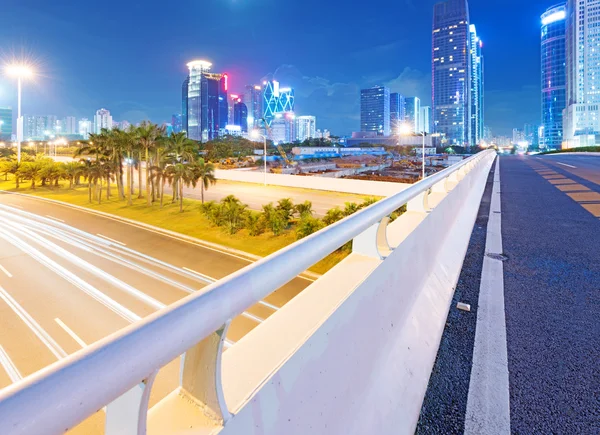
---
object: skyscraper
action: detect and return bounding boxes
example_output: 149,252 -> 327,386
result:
0,107 -> 12,140
390,93 -> 405,134
94,108 -> 113,133
540,5 -> 568,149
405,97 -> 421,133
244,85 -> 263,128
295,115 -> 317,142
263,80 -> 295,126
182,77 -> 189,134
64,116 -> 77,135
172,114 -> 182,134
79,118 -> 92,139
564,0 -> 600,147
469,24 -> 484,146
432,0 -> 471,146
420,106 -> 432,134
360,86 -> 390,136
184,60 -> 228,142
233,101 -> 248,132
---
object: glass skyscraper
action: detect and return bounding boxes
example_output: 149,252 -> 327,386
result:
405,97 -> 421,133
390,93 -> 405,134
244,84 -> 263,128
262,80 -> 295,126
469,24 -> 484,146
541,4 -> 566,150
181,77 -> 189,134
563,0 -> 600,147
360,86 -> 390,136
432,0 -> 471,146
0,107 -> 12,140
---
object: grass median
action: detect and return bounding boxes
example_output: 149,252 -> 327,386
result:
0,177 -> 348,274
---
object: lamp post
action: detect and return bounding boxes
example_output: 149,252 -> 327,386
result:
251,130 -> 268,186
399,123 -> 427,180
5,64 -> 33,163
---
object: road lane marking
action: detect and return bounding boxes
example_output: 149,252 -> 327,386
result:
183,266 -> 216,282
0,345 -> 22,383
259,300 -> 280,311
96,233 -> 126,246
556,162 -> 577,169
0,286 -> 68,360
0,264 -> 12,278
242,311 -> 264,323
465,158 -> 511,434
45,215 -> 65,223
54,318 -> 87,348
8,204 -> 23,209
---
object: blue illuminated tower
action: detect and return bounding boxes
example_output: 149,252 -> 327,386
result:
262,80 -> 295,126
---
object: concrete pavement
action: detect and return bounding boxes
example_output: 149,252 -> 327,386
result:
418,154 -> 600,433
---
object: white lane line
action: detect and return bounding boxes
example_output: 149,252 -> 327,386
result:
556,162 -> 577,169
0,345 -> 22,383
183,266 -> 216,282
96,233 -> 126,246
9,204 -> 23,209
54,318 -> 87,348
0,286 -> 68,360
242,311 -> 264,323
45,215 -> 65,223
258,300 -> 280,311
465,158 -> 511,434
0,264 -> 12,278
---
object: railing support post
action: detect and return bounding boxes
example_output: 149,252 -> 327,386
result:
105,371 -> 158,435
353,217 -> 392,259
407,190 -> 430,213
179,322 -> 231,424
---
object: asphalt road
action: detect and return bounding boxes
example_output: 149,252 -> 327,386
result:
0,193 -> 312,433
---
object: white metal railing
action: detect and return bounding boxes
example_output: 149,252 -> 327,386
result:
0,150 -> 495,435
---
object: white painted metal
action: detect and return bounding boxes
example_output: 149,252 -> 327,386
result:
0,151 -> 495,435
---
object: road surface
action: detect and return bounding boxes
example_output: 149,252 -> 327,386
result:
0,192 -> 312,433
418,154 -> 600,434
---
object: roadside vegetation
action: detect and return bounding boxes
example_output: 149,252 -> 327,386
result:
539,146 -> 600,155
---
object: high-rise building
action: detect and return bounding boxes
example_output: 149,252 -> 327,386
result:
244,84 -> 263,128
182,77 -> 189,134
94,109 -> 113,133
172,114 -> 182,134
270,112 -> 296,144
564,0 -> 600,147
360,86 -> 390,136
433,0 -> 471,146
183,60 -> 229,142
0,107 -> 12,140
404,97 -> 421,133
262,80 -> 295,126
390,93 -> 405,135
79,118 -> 92,139
64,116 -> 77,135
539,4 -> 567,150
23,115 -> 57,140
513,128 -> 525,144
420,106 -> 432,134
524,123 -> 540,147
295,116 -> 317,142
233,101 -> 248,132
469,24 -> 484,146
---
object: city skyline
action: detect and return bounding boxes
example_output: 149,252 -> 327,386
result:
0,0 -> 559,136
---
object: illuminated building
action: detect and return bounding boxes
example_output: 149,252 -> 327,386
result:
432,0 -> 471,146
420,106 -> 432,134
295,116 -> 317,142
270,112 -> 296,144
181,77 -> 189,134
244,84 -> 263,128
234,100 -> 248,132
469,24 -> 484,146
94,108 -> 113,133
78,118 -> 92,139
172,114 -> 182,134
541,4 -> 566,150
360,86 -> 390,136
0,107 -> 12,140
390,93 -> 405,134
228,94 -> 240,125
262,80 -> 295,126
404,97 -> 421,133
183,60 -> 229,142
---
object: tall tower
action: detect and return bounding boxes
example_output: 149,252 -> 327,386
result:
390,93 -> 405,135
360,86 -> 390,136
404,97 -> 421,133
262,80 -> 295,126
469,24 -> 484,146
541,4 -> 566,150
563,0 -> 599,147
244,84 -> 263,129
94,109 -> 112,133
432,0 -> 471,146
182,77 -> 189,135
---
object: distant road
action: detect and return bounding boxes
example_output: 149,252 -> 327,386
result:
0,193 -> 312,432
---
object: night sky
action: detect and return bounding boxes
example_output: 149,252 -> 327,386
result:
0,0 -> 552,136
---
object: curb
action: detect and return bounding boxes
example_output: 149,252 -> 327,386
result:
0,190 -> 323,281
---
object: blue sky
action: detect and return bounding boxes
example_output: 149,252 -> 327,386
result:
0,0 -> 550,136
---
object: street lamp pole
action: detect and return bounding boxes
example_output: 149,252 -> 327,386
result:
263,135 -> 267,186
17,76 -> 22,163
421,132 -> 425,179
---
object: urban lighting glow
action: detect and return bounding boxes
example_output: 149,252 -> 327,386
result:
542,10 -> 566,25
186,60 -> 212,70
5,64 -> 34,78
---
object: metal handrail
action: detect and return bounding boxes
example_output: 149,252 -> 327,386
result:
0,150 -> 494,435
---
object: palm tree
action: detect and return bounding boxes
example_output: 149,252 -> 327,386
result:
17,162 -> 43,189
294,201 -> 314,219
136,122 -> 164,206
219,195 -> 247,234
194,158 -> 216,204
63,161 -> 84,189
168,132 -> 198,163
166,162 -> 198,212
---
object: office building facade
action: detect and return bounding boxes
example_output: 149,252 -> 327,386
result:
244,84 -> 263,128
404,97 -> 421,133
540,4 -> 567,150
94,108 -> 112,133
432,0 -> 471,146
184,60 -> 228,142
390,93 -> 405,134
360,86 -> 390,136
181,77 -> 189,134
420,106 -> 432,134
469,24 -> 484,146
295,115 -> 317,142
263,80 -> 295,126
79,118 -> 92,139
233,101 -> 248,132
0,107 -> 12,140
172,114 -> 182,134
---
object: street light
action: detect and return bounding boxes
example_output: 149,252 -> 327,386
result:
6,63 -> 34,163
399,123 -> 426,180
250,129 -> 268,186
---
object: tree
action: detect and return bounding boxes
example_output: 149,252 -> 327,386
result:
294,201 -> 313,219
276,198 -> 294,223
166,162 -> 198,212
63,161 -> 85,189
245,213 -> 266,236
17,162 -> 43,189
194,158 -> 216,204
359,197 -> 378,209
219,195 -> 248,234
296,216 -> 325,240
323,207 -> 344,225
343,202 -> 360,217
136,122 -> 164,206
